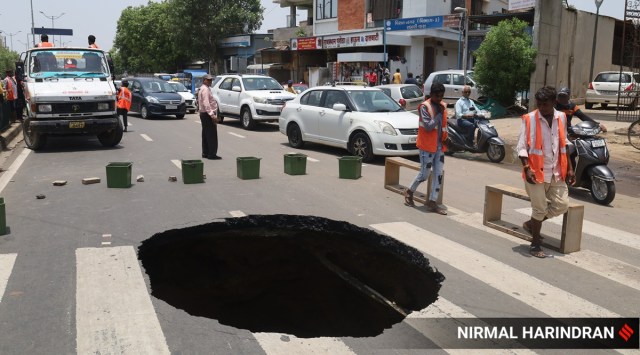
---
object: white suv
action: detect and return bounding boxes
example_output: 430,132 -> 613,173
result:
212,74 -> 296,129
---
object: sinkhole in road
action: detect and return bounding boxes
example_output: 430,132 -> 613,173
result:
138,215 -> 444,338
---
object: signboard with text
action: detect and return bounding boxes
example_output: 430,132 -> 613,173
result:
291,37 -> 322,51
385,16 -> 443,32
509,0 -> 535,11
321,31 -> 382,49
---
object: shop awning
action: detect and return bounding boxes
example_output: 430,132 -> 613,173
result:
337,52 -> 385,62
246,63 -> 283,70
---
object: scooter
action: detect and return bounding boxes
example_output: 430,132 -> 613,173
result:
568,120 -> 616,205
446,110 -> 506,163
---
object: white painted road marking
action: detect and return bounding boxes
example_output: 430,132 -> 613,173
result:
229,210 -> 247,217
140,134 -> 153,141
228,132 -> 245,138
515,207 -> 640,251
0,253 -> 17,303
171,160 -> 182,170
76,246 -> 170,354
371,222 -> 619,317
253,333 -> 356,355
0,148 -> 31,193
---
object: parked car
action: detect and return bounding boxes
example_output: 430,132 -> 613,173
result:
167,81 -> 197,114
293,83 -> 309,94
585,71 -> 640,109
127,77 -> 187,119
376,84 -> 425,113
279,85 -> 419,162
212,74 -> 297,129
423,70 -> 479,105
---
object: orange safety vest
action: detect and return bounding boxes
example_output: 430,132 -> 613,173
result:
521,110 -> 569,182
117,87 -> 132,111
37,42 -> 54,48
416,99 -> 448,153
4,77 -> 16,101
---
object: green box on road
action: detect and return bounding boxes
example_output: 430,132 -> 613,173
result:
284,153 -> 307,175
338,156 -> 362,179
106,162 -> 132,188
182,160 -> 204,184
237,157 -> 261,180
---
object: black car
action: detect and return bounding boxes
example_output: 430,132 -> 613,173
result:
128,77 -> 187,119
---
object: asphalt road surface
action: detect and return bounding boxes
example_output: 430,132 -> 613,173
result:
0,112 -> 638,354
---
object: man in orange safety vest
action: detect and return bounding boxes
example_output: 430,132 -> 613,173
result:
117,80 -> 132,132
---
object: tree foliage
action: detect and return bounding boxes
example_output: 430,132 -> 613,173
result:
169,0 -> 263,73
113,0 -> 263,74
473,18 -> 536,106
0,47 -> 19,76
113,2 -> 187,74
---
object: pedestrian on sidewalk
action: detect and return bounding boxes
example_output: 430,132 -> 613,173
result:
517,86 -> 575,258
403,82 -> 449,215
197,74 -> 221,160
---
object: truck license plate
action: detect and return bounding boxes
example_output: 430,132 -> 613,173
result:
591,139 -> 605,148
69,121 -> 85,129
166,105 -> 177,110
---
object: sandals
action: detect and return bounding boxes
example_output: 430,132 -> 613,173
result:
404,189 -> 415,207
530,245 -> 547,258
427,201 -> 448,215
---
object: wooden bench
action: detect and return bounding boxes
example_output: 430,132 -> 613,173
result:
483,183 -> 584,254
384,157 -> 443,205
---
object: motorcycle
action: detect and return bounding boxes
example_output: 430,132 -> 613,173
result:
568,120 -> 616,205
446,109 -> 506,163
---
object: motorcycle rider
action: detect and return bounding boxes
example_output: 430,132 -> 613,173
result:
556,87 -> 607,132
454,85 -> 478,146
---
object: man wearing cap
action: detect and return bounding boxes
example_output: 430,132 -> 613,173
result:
285,80 -> 296,94
197,74 -> 221,160
556,87 -> 607,132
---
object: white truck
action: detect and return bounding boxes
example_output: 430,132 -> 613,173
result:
16,47 -> 122,150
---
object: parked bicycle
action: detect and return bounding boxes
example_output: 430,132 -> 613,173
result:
629,118 -> 640,150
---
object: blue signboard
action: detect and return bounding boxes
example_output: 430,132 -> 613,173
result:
385,16 -> 443,32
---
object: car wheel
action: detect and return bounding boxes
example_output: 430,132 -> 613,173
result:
241,107 -> 256,130
176,114 -> 185,119
141,105 -> 150,119
23,118 -> 47,150
97,121 -> 124,147
350,132 -> 374,162
287,123 -> 305,148
585,102 -> 593,109
601,103 -> 608,109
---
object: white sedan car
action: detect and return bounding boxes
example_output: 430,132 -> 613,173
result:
167,81 -> 197,114
279,86 -> 419,162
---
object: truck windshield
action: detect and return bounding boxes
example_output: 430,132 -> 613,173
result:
28,49 -> 109,79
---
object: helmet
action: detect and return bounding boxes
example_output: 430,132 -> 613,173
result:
558,87 -> 570,96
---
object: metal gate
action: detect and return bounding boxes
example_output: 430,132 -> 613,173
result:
616,0 -> 640,122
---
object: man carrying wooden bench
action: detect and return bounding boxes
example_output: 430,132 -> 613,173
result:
517,86 -> 576,258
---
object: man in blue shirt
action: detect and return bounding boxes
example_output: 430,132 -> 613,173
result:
454,85 -> 477,146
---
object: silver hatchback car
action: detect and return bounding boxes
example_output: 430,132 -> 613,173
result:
585,71 -> 640,109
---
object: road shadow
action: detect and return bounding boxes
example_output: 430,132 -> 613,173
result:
30,135 -> 124,153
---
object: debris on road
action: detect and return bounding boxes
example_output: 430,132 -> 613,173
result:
36,194 -> 46,199
82,177 -> 101,185
137,175 -> 145,182
52,180 -> 67,186
168,176 -> 177,182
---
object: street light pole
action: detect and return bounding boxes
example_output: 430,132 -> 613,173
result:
39,11 -> 65,46
8,31 -> 21,51
589,0 -> 604,82
454,7 -> 469,84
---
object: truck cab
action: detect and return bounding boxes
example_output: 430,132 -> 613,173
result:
17,47 -> 122,150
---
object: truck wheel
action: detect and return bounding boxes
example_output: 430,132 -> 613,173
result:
141,105 -> 150,119
23,118 -> 47,150
241,107 -> 256,130
98,122 -> 124,147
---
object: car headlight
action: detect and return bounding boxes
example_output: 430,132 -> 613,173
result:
375,120 -> 397,136
253,96 -> 267,104
97,103 -> 110,110
146,96 -> 159,103
38,104 -> 52,113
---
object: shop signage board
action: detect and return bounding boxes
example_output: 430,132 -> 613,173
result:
321,31 -> 383,49
219,35 -> 250,48
384,16 -> 444,32
291,37 -> 322,51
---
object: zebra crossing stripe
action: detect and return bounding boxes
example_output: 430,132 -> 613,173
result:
0,254 -> 17,303
253,333 -> 356,354
448,212 -> 640,292
514,207 -> 640,251
370,222 -> 619,318
76,247 -> 170,354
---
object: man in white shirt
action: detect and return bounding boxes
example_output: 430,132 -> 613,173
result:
454,85 -> 477,145
516,86 -> 575,258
